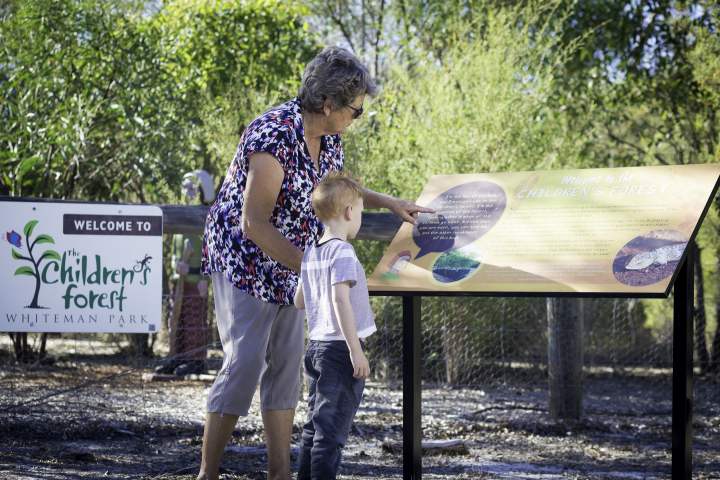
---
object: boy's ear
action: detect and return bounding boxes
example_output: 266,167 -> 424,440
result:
344,204 -> 353,221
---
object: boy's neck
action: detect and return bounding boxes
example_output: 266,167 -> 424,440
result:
319,220 -> 350,243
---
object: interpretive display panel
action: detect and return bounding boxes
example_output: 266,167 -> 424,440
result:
1,201 -> 163,332
368,164 -> 720,296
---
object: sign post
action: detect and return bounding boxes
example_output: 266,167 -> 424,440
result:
673,244 -> 694,479
403,295 -> 422,480
369,164 -> 720,480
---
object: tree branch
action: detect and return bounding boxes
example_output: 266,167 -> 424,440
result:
374,0 -> 385,78
327,3 -> 357,52
606,128 -> 669,165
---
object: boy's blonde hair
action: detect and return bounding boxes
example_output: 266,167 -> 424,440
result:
312,172 -> 363,222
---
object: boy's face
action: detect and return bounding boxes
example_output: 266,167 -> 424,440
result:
347,196 -> 364,240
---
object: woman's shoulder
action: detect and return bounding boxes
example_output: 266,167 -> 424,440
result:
245,99 -> 301,142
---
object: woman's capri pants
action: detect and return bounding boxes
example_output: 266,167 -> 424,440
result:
207,272 -> 305,416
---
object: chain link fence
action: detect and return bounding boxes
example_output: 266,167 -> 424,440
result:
365,296 -> 684,386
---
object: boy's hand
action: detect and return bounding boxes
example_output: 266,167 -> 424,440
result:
350,350 -> 370,380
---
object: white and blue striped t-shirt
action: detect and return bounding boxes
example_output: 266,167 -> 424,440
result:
300,238 -> 376,341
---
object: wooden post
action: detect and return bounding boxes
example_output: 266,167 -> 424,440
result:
547,297 -> 584,420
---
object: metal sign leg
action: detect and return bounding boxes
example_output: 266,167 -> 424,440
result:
672,246 -> 694,479
403,295 -> 422,479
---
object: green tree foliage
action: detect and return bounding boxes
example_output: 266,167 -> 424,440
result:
155,0 -> 317,98
549,1 -> 719,167
0,0 -> 318,201
336,6 -> 586,363
345,6 -> 583,229
152,0 -> 319,178
1,0 -> 184,200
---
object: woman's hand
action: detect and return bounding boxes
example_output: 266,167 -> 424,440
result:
362,188 -> 434,225
387,197 -> 434,225
175,261 -> 190,276
197,279 -> 209,298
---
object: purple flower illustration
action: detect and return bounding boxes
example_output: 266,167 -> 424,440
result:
6,230 -> 22,248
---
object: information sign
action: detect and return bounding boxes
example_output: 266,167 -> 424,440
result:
369,164 -> 720,296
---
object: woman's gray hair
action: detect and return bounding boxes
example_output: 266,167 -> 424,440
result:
298,47 -> 378,113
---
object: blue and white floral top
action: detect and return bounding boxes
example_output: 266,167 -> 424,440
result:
201,98 -> 344,305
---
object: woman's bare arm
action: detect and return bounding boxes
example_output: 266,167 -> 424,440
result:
242,152 -> 303,273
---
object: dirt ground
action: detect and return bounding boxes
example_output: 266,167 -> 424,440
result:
0,337 -> 718,480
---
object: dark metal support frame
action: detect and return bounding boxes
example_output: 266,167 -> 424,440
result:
392,248 -> 695,480
403,295 -> 422,479
673,244 -> 694,479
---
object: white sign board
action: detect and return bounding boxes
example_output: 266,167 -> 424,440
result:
1,200 -> 163,333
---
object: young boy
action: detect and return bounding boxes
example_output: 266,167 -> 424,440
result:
294,172 -> 376,480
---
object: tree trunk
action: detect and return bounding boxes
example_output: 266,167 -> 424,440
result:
21,333 -> 29,361
374,0 -> 385,78
547,297 -> 584,420
9,333 -> 22,361
9,332 -> 48,362
443,300 -> 457,384
693,242 -> 710,373
442,299 -> 466,384
29,273 -> 41,308
710,309 -> 720,373
128,333 -> 153,357
39,333 -> 48,359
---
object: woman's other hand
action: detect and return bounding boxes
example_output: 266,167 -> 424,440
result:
175,261 -> 190,275
197,279 -> 209,298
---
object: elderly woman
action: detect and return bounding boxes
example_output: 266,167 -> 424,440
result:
198,47 -> 429,480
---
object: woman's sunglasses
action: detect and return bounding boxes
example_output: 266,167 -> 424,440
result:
346,103 -> 363,119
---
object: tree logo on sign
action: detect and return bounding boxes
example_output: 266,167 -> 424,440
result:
6,220 -> 60,309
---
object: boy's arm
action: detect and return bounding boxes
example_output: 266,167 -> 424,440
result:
331,282 -> 369,379
294,282 -> 305,310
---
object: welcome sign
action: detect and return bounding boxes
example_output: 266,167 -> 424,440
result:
369,163 -> 720,296
1,200 -> 163,333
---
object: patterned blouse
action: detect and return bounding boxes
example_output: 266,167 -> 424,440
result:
201,98 -> 344,305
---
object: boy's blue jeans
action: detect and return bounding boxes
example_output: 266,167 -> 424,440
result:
297,340 -> 365,480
